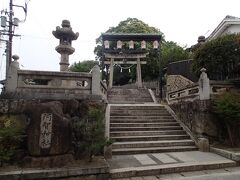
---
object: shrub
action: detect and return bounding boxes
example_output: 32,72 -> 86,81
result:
193,33 -> 240,80
72,105 -> 111,161
0,116 -> 24,166
212,91 -> 240,146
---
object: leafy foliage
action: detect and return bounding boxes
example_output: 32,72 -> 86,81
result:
193,34 -> 240,80
161,41 -> 190,66
94,18 -> 190,84
72,105 -> 111,161
212,91 -> 240,146
0,116 -> 24,166
70,60 -> 99,72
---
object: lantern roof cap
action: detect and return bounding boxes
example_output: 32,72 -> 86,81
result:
52,20 -> 79,40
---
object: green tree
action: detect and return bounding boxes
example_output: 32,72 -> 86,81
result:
70,60 -> 99,72
161,41 -> 190,66
192,34 -> 240,80
94,18 -> 190,83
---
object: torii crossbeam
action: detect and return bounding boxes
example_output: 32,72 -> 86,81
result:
101,33 -> 161,88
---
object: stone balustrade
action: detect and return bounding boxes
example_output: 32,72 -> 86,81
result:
167,69 -> 235,104
100,80 -> 108,99
167,81 -> 234,104
5,62 -> 106,101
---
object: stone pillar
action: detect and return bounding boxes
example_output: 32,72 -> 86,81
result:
136,58 -> 143,88
5,55 -> 20,93
198,137 -> 209,152
60,53 -> 70,71
109,58 -> 114,89
199,68 -> 210,100
91,65 -> 101,95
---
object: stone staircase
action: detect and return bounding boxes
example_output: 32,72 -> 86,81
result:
108,87 -> 153,104
110,105 -> 197,155
107,88 -> 237,179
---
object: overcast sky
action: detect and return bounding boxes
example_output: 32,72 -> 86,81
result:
0,0 -> 240,80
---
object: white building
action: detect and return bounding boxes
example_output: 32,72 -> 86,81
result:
207,15 -> 240,41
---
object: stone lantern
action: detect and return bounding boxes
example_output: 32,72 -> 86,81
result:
52,20 -> 79,71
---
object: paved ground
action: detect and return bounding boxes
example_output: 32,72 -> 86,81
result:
111,167 -> 240,179
108,151 -> 237,179
108,151 -> 233,169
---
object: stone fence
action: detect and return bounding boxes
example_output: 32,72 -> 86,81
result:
4,60 -> 107,101
167,68 -> 235,104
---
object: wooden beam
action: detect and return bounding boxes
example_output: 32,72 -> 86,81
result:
104,53 -> 148,59
104,61 -> 147,65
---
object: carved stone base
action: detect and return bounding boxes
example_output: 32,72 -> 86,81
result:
22,154 -> 74,168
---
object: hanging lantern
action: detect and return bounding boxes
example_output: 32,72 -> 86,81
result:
120,67 -> 123,73
117,40 -> 122,49
129,68 -> 131,73
104,40 -> 109,49
153,40 -> 159,49
129,40 -> 134,49
141,40 -> 146,49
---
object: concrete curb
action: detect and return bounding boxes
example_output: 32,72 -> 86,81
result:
0,158 -> 109,180
110,160 -> 236,179
210,147 -> 240,163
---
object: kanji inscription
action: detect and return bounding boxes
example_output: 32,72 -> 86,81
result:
39,113 -> 53,149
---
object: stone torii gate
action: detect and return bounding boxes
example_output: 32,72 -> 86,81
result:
101,33 -> 161,88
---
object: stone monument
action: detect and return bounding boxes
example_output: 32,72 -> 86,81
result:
52,20 -> 79,71
23,101 -> 73,167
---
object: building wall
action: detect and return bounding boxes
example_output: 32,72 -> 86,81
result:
222,24 -> 240,35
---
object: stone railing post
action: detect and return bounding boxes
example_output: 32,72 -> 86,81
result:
5,55 -> 20,93
91,65 -> 101,95
198,68 -> 210,100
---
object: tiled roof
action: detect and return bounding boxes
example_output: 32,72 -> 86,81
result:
207,15 -> 240,40
101,33 -> 162,41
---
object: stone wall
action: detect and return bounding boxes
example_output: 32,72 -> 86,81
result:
0,98 -> 107,167
170,99 -> 219,142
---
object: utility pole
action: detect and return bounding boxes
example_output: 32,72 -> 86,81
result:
0,0 -> 28,80
6,0 -> 13,74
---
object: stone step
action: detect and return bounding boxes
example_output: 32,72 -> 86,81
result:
110,126 -> 182,131
109,100 -> 153,104
111,134 -> 190,142
109,102 -> 152,104
108,96 -> 152,99
112,146 -> 198,155
110,130 -> 187,137
110,112 -> 170,116
110,108 -> 167,111
112,140 -> 195,149
110,159 -> 236,179
110,122 -> 179,127
110,119 -> 176,123
110,106 -> 165,110
109,97 -> 152,100
108,89 -> 150,93
110,109 -> 167,113
108,94 -> 151,98
110,115 -> 172,119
